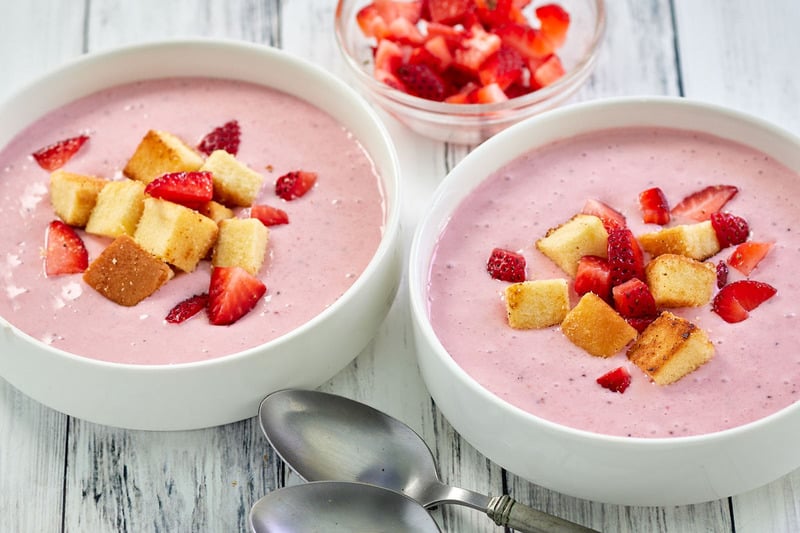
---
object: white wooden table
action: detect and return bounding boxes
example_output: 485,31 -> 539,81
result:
2,1 -> 799,531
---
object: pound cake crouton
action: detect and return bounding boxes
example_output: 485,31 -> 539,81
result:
84,179 -> 146,238
197,200 -> 235,224
536,214 -> 608,277
505,279 -> 569,329
49,170 -> 108,227
646,254 -> 716,307
123,129 -> 204,184
561,292 -> 638,357
627,311 -> 714,385
200,149 -> 264,207
638,221 -> 720,261
212,218 -> 269,275
133,197 -> 219,272
83,235 -> 173,306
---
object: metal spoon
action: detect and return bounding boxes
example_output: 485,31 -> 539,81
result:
249,480 -> 441,532
258,389 -> 598,533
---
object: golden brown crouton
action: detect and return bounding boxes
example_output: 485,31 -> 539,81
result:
212,218 -> 269,275
197,200 -> 235,224
561,292 -> 638,357
49,170 -> 108,227
638,221 -> 720,261
646,254 -> 717,307
123,130 -> 204,184
536,214 -> 608,277
505,279 -> 569,329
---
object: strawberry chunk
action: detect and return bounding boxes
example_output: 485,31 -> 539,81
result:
44,220 -> 89,276
487,247 -> 526,282
612,278 -> 657,318
32,134 -> 90,171
581,198 -> 626,232
197,120 -> 241,156
607,228 -> 646,287
374,0 -> 422,24
207,266 -> 267,326
574,255 -> 611,302
396,63 -> 449,100
478,46 -> 524,90
427,0 -> 472,24
144,171 -> 214,209
670,184 -> 738,221
728,241 -> 773,276
453,25 -> 503,72
531,54 -> 565,87
712,280 -> 777,323
251,204 -> 289,226
470,83 -> 509,104
535,3 -> 570,48
356,4 -> 389,39
165,293 -> 209,324
495,23 -> 554,60
626,316 -> 657,333
716,260 -> 729,288
638,187 -> 670,225
710,212 -> 749,248
275,170 -> 318,201
596,366 -> 632,393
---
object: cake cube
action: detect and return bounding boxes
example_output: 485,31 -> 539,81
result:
627,311 -> 714,385
505,279 -> 569,329
646,253 -> 717,307
200,149 -> 264,207
49,170 -> 108,227
84,179 -> 146,238
83,235 -> 173,306
536,214 -> 608,277
123,129 -> 204,184
212,218 -> 269,275
197,200 -> 235,224
638,221 -> 720,261
133,197 -> 219,272
561,292 -> 638,357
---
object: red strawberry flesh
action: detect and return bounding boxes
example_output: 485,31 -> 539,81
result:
596,366 -> 632,393
145,171 -> 214,208
607,228 -> 645,287
166,293 -> 209,324
581,199 -> 626,232
487,247 -> 526,282
574,255 -> 611,302
612,278 -> 657,318
670,184 -> 738,221
32,135 -> 90,171
728,241 -> 773,276
712,280 -> 777,323
710,212 -> 749,248
207,266 -> 267,326
275,170 -> 318,201
45,220 -> 89,276
197,120 -> 241,156
251,204 -> 290,226
638,187 -> 670,225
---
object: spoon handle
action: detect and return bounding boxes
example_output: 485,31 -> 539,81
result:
487,495 -> 598,533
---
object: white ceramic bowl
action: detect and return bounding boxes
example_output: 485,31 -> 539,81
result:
0,40 -> 402,431
409,97 -> 800,505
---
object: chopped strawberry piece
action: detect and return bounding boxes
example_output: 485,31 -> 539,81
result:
487,247 -> 526,282
32,134 -> 90,171
581,198 -> 626,232
374,0 -> 423,23
44,220 -> 89,276
638,187 -> 670,225
470,82 -> 509,104
251,204 -> 289,226
495,23 -> 554,60
607,228 -> 646,287
627,315 -> 657,333
612,278 -> 657,318
712,280 -> 777,323
670,184 -> 738,221
165,293 -> 209,324
356,4 -> 389,39
475,0 -> 517,28
478,46 -> 524,90
207,266 -> 267,326
531,54 -> 565,87
728,241 -> 773,276
427,0 -> 472,24
453,25 -> 503,72
716,260 -> 729,288
710,212 -> 749,248
275,170 -> 318,201
144,171 -> 214,209
596,366 -> 632,393
425,21 -> 465,43
396,63 -> 449,101
197,120 -> 241,156
422,35 -> 454,70
374,38 -> 407,73
444,82 -> 481,104
388,16 -> 425,44
574,255 -> 611,302
535,3 -> 570,48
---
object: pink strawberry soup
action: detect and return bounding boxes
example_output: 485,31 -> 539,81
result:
427,126 -> 800,438
0,78 -> 385,364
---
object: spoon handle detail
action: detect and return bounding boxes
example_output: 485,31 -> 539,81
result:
487,495 -> 599,533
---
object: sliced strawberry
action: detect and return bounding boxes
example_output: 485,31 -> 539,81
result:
251,204 -> 289,226
535,3 -> 570,48
165,293 -> 209,324
710,212 -> 749,248
44,220 -> 89,276
387,16 -> 425,44
487,247 -> 526,282
728,241 -> 773,276
32,134 -> 90,171
581,198 -> 626,232
596,366 -> 632,393
478,46 -> 524,90
275,170 -> 318,201
374,0 -> 422,23
612,278 -> 657,318
453,25 -> 503,73
197,120 -> 241,156
574,255 -> 611,302
712,279 -> 777,323
396,62 -> 449,101
374,38 -> 407,73
638,187 -> 670,225
531,54 -> 565,87
144,171 -> 214,209
495,23 -> 554,60
356,4 -> 389,39
716,260 -> 729,288
475,0 -> 517,28
427,0 -> 472,24
670,184 -> 738,221
607,228 -> 645,286
422,35 -> 454,70
469,82 -> 509,104
207,266 -> 267,326
627,315 -> 657,333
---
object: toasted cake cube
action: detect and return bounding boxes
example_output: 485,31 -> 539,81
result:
638,221 -> 720,261
505,279 -> 569,329
561,292 -> 638,357
646,254 -> 716,307
49,170 -> 109,227
212,218 -> 269,275
83,235 -> 172,306
133,197 -> 219,272
200,150 -> 264,207
627,311 -> 714,385
197,200 -> 235,224
123,129 -> 204,184
84,179 -> 146,238
536,214 -> 608,277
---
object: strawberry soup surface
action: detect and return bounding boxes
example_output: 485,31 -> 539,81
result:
427,127 -> 800,438
0,77 -> 385,364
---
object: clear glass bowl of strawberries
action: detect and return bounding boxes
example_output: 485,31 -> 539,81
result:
335,0 -> 606,144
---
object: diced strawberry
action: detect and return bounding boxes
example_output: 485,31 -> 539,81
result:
275,170 -> 318,201
716,260 -> 729,288
425,21 -> 465,43
197,120 -> 241,156
475,0 -> 517,28
712,279 -> 777,323
638,187 -> 670,225
535,3 -> 570,48
728,241 -> 773,276
504,82 -> 535,99
387,16 -> 425,44
574,255 -> 611,302
470,82 -> 509,104
581,198 -> 626,232
531,54 -> 565,87
710,212 -> 749,248
607,228 -> 646,286
32,134 -> 90,171
165,293 -> 209,324
487,247 -> 526,282
251,204 -> 289,226
396,62 -> 450,101
444,82 -> 480,104
627,316 -> 657,333
478,46 -> 524,90
44,220 -> 89,276
144,171 -> 214,209
427,0 -> 472,24
423,35 -> 454,70
453,25 -> 503,73
374,38 -> 407,73
495,23 -> 554,60
375,68 -> 408,91
374,0 -> 423,23
596,366 -> 632,393
207,266 -> 267,326
612,278 -> 657,318
670,184 -> 739,221
356,4 -> 389,39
